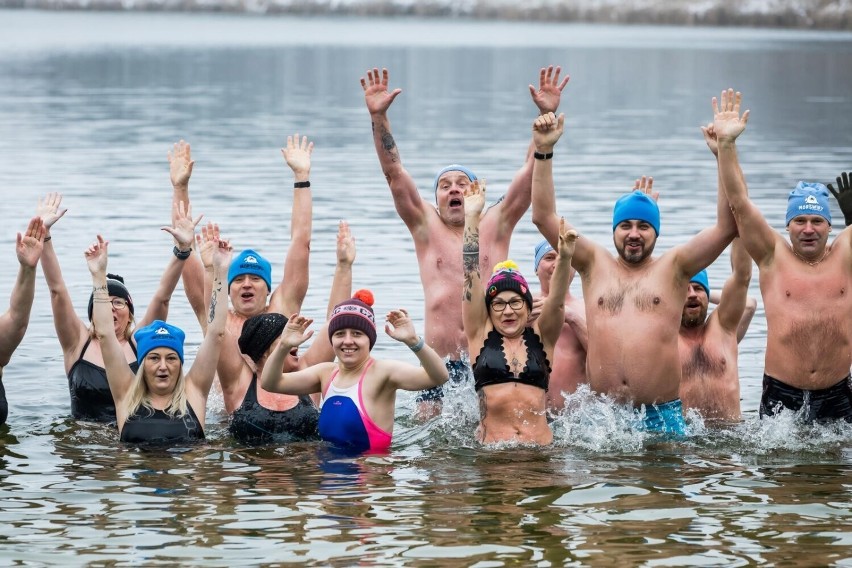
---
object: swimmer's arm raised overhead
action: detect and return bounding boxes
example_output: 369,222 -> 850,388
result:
137,200 -> 201,328
168,141 -> 208,329
491,66 -> 572,239
184,237 -> 231,417
0,217 -> 45,367
86,236 -> 135,420
674,92 -> 742,279
36,193 -> 90,363
260,314 -> 329,395
536,219 -> 577,351
530,112 -> 597,272
361,68 -> 429,234
302,220 -> 355,367
714,238 -> 757,343
383,309 -> 448,391
714,89 -> 776,267
461,180 -> 489,352
269,134 -> 313,316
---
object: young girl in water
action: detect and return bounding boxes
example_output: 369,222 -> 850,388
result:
260,290 -> 448,454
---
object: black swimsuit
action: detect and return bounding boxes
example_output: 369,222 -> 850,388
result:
120,403 -> 204,445
473,328 -> 550,392
67,338 -> 138,423
760,374 -> 852,423
229,373 -> 319,445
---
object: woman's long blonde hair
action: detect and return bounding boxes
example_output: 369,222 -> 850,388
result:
124,361 -> 189,419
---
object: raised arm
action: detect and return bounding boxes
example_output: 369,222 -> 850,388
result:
714,89 -> 776,267
714,238 -> 757,342
530,112 -> 597,271
361,67 -> 429,232
269,134 -> 313,316
462,180 -> 489,351
384,309 -> 448,391
261,314 -> 327,395
169,141 -> 208,327
301,220 -> 355,367
86,236 -> 136,414
491,66 -> 572,236
0,217 -> 45,367
185,236 -> 232,408
137,200 -> 200,328
535,219 -> 577,349
36,193 -> 89,362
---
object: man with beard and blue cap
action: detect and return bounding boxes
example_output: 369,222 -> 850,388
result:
530,96 -> 738,436
678,239 -> 758,422
718,90 -> 852,423
361,65 -> 570,416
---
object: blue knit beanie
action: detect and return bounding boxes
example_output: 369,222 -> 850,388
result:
434,164 -> 477,200
689,270 -> 710,297
534,239 -> 554,272
134,320 -> 185,365
228,249 -> 272,292
612,191 -> 660,236
786,182 -> 831,226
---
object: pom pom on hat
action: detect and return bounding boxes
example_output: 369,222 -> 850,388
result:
485,260 -> 533,310
328,289 -> 377,349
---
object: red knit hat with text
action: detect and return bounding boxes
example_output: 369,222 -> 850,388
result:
327,289 -> 377,349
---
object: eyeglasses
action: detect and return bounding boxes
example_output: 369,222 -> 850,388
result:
490,298 -> 526,312
110,298 -> 129,310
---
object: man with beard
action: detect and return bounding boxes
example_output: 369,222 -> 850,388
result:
678,239 -> 757,422
717,90 -> 852,423
530,106 -> 737,434
361,66 -> 569,414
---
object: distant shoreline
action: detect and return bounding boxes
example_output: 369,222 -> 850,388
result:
2,1 -> 851,31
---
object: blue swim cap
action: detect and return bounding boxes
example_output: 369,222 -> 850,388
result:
534,239 -> 554,272
612,191 -> 660,236
786,181 -> 831,226
433,164 -> 477,199
689,270 -> 710,297
134,320 -> 185,365
228,249 -> 272,292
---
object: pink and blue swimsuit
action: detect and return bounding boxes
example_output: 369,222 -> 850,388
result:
319,359 -> 392,454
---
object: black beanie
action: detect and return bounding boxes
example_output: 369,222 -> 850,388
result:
239,312 -> 288,363
88,273 -> 134,321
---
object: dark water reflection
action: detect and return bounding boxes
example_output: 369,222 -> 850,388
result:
1,10 -> 852,564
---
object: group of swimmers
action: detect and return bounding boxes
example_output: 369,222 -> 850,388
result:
0,65 -> 850,451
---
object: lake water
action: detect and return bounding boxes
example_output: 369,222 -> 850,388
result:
1,10 -> 852,565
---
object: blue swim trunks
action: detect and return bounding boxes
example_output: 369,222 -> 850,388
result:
639,399 -> 687,436
415,359 -> 470,402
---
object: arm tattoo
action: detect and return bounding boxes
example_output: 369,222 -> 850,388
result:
208,281 -> 222,324
462,226 -> 480,302
379,126 -> 400,163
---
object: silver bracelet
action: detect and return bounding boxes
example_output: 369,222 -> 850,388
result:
409,336 -> 425,353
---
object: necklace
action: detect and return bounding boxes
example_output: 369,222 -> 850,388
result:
792,245 -> 830,267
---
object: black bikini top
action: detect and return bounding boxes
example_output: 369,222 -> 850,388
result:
472,327 -> 550,392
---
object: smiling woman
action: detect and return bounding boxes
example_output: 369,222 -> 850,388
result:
462,180 -> 578,445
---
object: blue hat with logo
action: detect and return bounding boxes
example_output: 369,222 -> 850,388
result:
689,270 -> 710,297
534,239 -> 554,272
612,191 -> 660,236
134,320 -> 185,365
786,181 -> 832,226
433,164 -> 477,199
228,249 -> 272,292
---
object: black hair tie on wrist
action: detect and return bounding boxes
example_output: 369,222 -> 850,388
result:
534,151 -> 553,160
